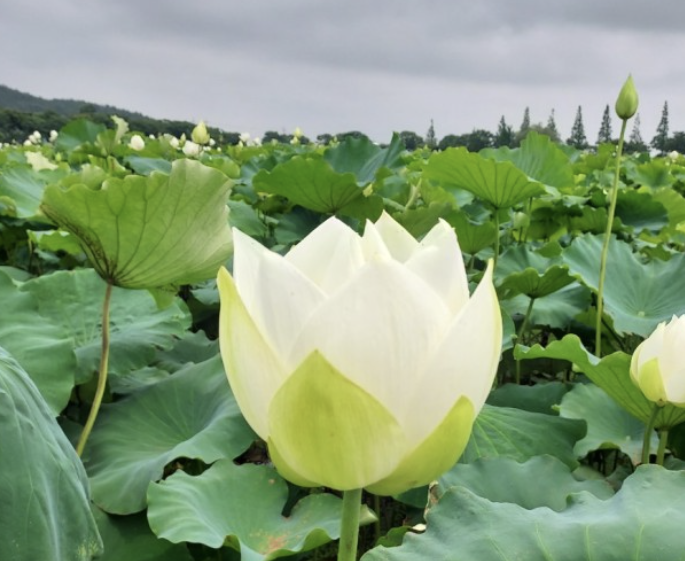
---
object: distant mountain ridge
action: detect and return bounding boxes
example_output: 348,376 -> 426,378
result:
0,84 -> 148,120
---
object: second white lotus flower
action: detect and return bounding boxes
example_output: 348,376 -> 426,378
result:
631,315 -> 685,406
218,212 -> 502,494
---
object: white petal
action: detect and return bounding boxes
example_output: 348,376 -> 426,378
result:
288,260 -> 451,418
661,316 -> 685,388
404,262 -> 501,446
232,228 -> 326,358
404,220 -> 469,313
635,322 -> 666,372
285,216 -> 365,294
367,211 -> 419,263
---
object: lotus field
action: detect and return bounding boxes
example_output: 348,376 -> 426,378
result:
4,79 -> 685,560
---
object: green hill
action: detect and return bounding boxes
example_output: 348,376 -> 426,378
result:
0,84 -> 147,120
0,84 -> 239,144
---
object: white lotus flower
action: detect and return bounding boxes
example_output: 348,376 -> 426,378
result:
49,130 -> 58,142
128,134 -> 145,151
182,140 -> 201,157
218,212 -> 502,494
631,315 -> 685,406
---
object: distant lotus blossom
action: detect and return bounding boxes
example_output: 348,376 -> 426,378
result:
49,130 -> 58,142
668,151 -> 680,161
239,132 -> 251,144
27,131 -> 42,145
183,140 -> 201,157
128,134 -> 145,151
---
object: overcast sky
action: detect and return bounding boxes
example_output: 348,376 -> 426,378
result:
2,0 -> 683,143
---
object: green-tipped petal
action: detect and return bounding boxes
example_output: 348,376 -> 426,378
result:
636,357 -> 667,404
366,396 -> 475,496
217,266 -> 287,439
267,440 -> 321,488
268,351 -> 405,490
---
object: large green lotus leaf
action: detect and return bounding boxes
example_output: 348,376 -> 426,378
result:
391,203 -> 452,239
148,459 -> 375,559
252,156 -> 364,214
0,165 -> 66,218
462,404 -> 585,468
652,186 -> 685,228
0,270 -> 76,413
445,210 -> 498,255
559,382 -> 658,464
0,347 -> 103,560
500,284 -> 591,330
85,355 -> 255,514
515,335 -> 685,429
40,159 -> 233,289
21,269 -> 191,383
487,382 -> 571,415
124,156 -> 173,176
497,245 -> 574,299
482,130 -> 575,190
424,147 -> 545,209
362,466 -> 685,561
93,508 -> 192,561
615,190 -> 668,233
627,159 -> 675,189
438,455 -> 613,511
563,233 -> 685,336
55,118 -> 107,152
323,133 -> 404,184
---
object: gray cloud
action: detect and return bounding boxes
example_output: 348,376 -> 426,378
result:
1,0 -> 683,141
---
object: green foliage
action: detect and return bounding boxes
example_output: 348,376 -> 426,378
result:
148,459 -> 375,558
3,114 -> 685,560
0,347 -> 103,560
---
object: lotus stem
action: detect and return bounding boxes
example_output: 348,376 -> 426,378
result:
515,297 -> 536,385
338,488 -> 363,561
656,428 -> 669,466
76,281 -> 113,456
641,403 -> 661,465
595,119 -> 627,356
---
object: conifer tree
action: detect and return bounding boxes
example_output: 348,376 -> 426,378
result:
493,115 -> 514,147
519,107 -> 531,136
425,119 -> 437,149
597,104 -> 613,144
546,109 -> 560,142
626,113 -> 647,152
567,106 -> 588,149
651,101 -> 670,153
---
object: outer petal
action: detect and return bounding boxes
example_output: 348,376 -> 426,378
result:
404,261 -> 501,445
217,267 -> 287,439
367,211 -> 419,263
635,357 -> 667,404
268,351 -> 405,490
287,260 -> 451,418
366,396 -> 475,496
404,220 -> 470,313
232,228 -> 325,358
284,216 -> 365,294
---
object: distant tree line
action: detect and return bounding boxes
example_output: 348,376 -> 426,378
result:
1,82 -> 684,154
